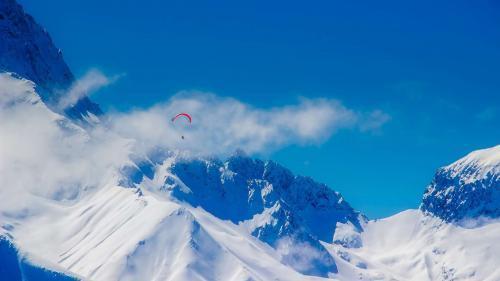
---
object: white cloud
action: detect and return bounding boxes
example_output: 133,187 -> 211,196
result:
276,237 -> 334,275
109,92 -> 389,156
58,69 -> 121,109
359,109 -> 391,133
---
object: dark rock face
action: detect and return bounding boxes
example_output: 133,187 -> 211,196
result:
421,145 -> 500,222
169,154 -> 363,243
0,0 -> 101,121
0,0 -> 73,91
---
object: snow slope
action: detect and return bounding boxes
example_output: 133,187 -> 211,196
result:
328,209 -> 500,281
12,185 -> 332,281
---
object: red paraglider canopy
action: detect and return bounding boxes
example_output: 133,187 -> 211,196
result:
171,113 -> 192,123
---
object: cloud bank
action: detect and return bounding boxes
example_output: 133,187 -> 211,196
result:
109,92 -> 389,155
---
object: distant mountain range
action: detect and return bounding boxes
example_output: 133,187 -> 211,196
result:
0,1 -> 498,280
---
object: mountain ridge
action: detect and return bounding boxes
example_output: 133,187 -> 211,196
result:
0,0 -> 102,122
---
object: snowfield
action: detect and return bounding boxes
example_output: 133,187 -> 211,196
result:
13,185 -> 330,281
330,210 -> 500,281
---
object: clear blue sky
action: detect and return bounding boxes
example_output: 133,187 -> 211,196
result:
19,0 -> 499,218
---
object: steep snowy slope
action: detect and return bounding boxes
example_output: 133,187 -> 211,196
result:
328,209 -> 500,281
0,0 -> 102,121
421,145 -> 500,222
12,185 -> 332,281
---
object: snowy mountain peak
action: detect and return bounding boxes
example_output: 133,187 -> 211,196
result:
159,154 -> 364,241
442,145 -> 500,183
123,152 -> 365,277
0,0 -> 102,122
421,145 -> 500,222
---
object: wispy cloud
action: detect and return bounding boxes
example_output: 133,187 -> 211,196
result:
359,109 -> 391,133
58,69 -> 121,109
276,237 -> 335,276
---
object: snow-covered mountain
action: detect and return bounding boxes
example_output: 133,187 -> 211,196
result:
328,147 -> 500,281
1,1 -> 499,280
2,69 -> 499,281
421,145 -> 500,222
0,0 -> 101,121
137,152 -> 365,277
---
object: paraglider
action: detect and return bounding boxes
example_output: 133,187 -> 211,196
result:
171,113 -> 192,123
171,113 -> 192,139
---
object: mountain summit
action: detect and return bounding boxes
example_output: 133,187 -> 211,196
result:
147,153 -> 365,276
421,145 -> 500,222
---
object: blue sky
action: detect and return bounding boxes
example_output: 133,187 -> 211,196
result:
20,0 -> 499,218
